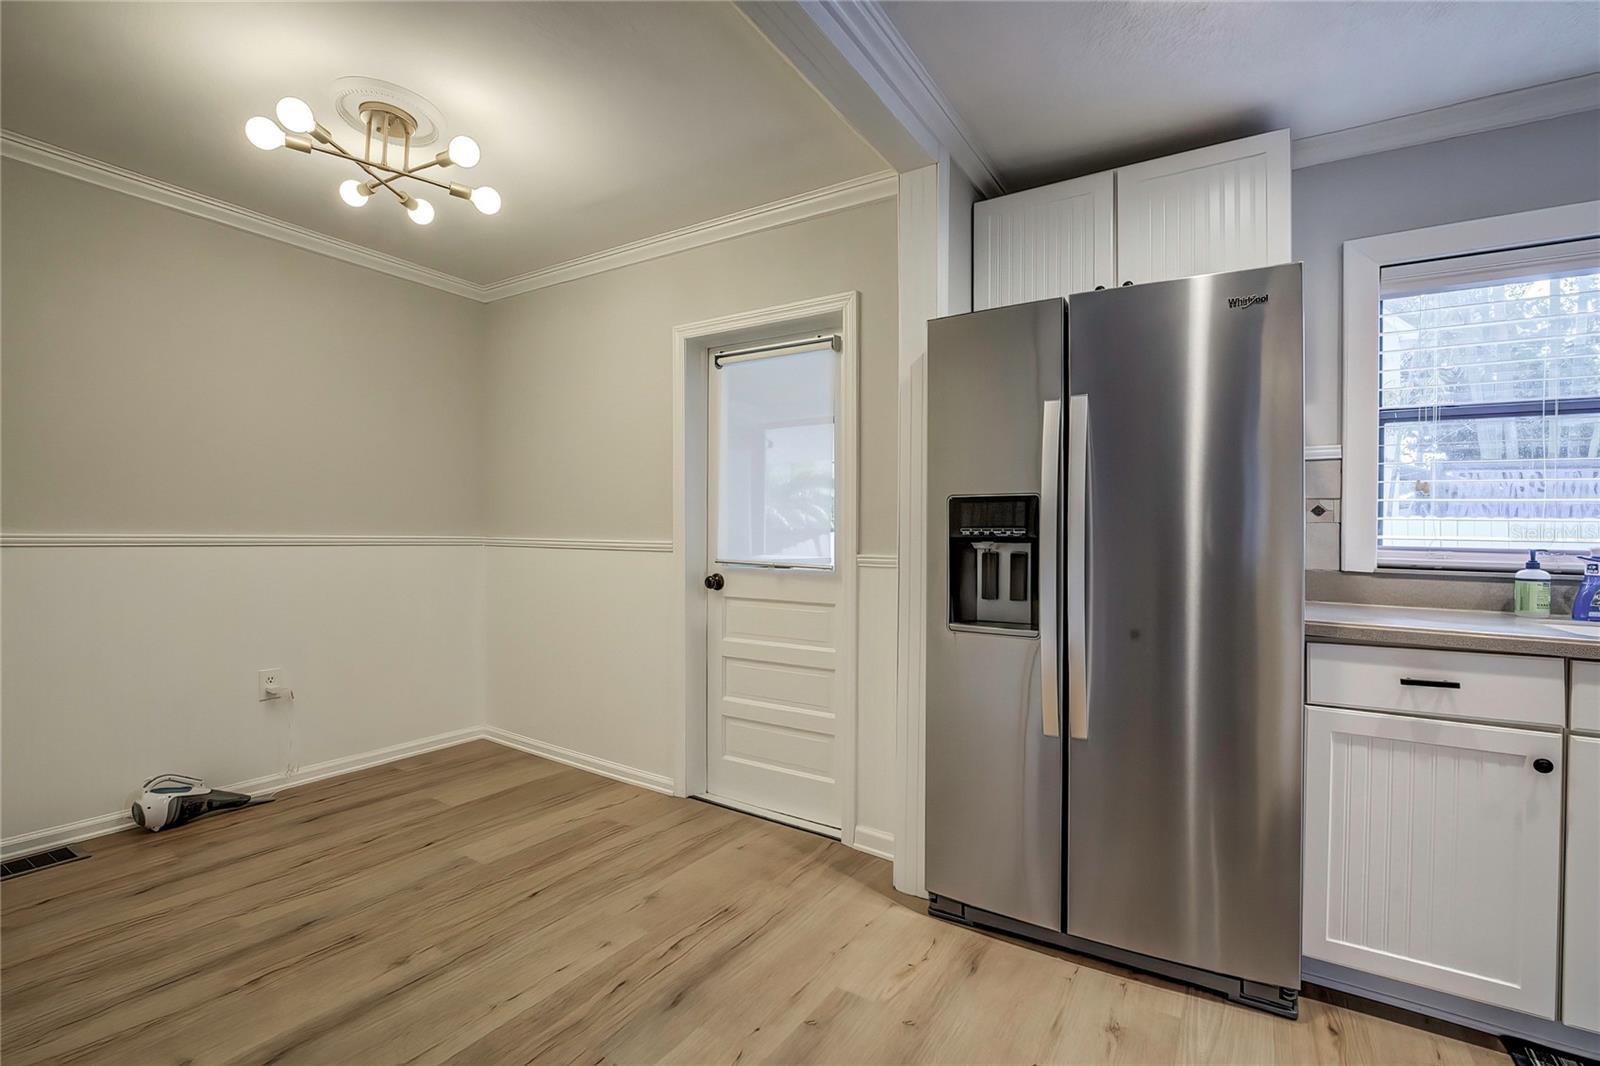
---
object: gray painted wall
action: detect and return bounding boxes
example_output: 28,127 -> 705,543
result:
482,197 -> 900,554
1,161 -> 488,535
1292,110 -> 1600,604
1294,108 -> 1600,448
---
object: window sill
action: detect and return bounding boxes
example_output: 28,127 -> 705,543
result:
1371,562 -> 1583,579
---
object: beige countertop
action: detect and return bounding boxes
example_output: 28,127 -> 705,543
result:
1306,601 -> 1600,660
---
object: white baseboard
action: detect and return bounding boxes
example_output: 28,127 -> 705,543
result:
0,810 -> 135,862
852,824 -> 895,861
481,726 -> 676,795
0,727 -> 485,860
3,724 -> 872,864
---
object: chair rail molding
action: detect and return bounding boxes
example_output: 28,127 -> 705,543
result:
1,533 -> 674,550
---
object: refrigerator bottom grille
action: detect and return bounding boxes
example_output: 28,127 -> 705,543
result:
928,893 -> 1300,1020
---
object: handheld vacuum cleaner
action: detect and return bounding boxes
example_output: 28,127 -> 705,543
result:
131,774 -> 274,832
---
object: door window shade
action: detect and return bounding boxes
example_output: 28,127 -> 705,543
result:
1377,238 -> 1600,556
714,346 -> 837,568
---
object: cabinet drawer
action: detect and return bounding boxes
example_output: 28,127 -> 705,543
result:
1573,662 -> 1600,733
1306,643 -> 1563,728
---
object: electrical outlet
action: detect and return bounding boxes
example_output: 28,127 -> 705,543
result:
258,668 -> 287,702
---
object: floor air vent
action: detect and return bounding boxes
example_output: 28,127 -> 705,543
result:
1,846 -> 86,881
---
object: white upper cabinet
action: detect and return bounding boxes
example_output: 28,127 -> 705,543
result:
1115,130 -> 1292,285
973,171 -> 1114,310
972,130 -> 1291,308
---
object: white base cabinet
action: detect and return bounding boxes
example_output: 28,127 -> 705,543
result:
1565,735 -> 1600,1033
1304,705 -> 1564,1019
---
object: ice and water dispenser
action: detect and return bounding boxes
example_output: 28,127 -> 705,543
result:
947,495 -> 1039,632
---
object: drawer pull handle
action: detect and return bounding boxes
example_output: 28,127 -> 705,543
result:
1399,677 -> 1461,689
1533,758 -> 1555,774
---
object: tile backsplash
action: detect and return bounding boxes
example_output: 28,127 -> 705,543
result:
1299,455 -> 1580,613
1304,458 -> 1341,571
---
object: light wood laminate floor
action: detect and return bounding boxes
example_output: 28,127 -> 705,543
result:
2,741 -> 1507,1065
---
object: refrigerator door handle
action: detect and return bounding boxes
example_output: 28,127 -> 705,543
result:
1066,394 -> 1089,741
1040,399 -> 1062,738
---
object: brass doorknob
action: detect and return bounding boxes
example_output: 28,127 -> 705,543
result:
704,573 -> 725,591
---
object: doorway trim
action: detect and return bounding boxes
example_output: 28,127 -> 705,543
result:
671,291 -> 860,846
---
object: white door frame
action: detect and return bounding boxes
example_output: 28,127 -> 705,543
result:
671,291 -> 860,846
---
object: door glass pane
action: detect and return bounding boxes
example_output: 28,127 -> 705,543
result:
716,347 -> 836,568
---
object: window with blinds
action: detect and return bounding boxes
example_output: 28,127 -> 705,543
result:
1377,238 -> 1600,563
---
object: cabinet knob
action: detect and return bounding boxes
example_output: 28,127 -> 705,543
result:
1094,285 -> 1106,291
1533,757 -> 1555,774
1121,280 -> 1134,287
704,573 -> 725,591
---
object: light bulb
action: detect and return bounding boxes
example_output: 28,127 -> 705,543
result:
447,135 -> 481,168
339,179 -> 370,208
470,186 -> 501,215
245,116 -> 286,151
407,198 -> 435,226
275,96 -> 316,134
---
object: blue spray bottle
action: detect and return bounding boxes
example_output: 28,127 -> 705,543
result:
1574,549 -> 1600,622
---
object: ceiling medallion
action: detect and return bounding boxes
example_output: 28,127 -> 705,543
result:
244,82 -> 500,226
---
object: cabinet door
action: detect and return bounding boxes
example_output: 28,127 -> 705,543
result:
1114,129 -> 1290,286
1565,735 -> 1600,1033
1304,705 -> 1563,1018
973,171 -> 1114,310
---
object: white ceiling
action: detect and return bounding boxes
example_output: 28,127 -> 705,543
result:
883,0 -> 1600,189
0,2 -> 887,286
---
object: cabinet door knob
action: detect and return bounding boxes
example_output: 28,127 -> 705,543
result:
704,573 -> 725,591
1121,280 -> 1134,287
1533,757 -> 1555,774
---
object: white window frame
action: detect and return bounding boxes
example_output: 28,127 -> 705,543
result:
1341,200 -> 1600,573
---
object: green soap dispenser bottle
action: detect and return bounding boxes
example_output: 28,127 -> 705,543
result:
1514,550 -> 1552,618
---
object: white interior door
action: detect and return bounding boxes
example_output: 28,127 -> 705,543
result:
705,340 -> 846,830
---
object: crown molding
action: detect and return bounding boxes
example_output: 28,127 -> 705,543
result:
739,1 -> 1003,198
1292,74 -> 1600,170
0,131 -> 485,300
833,1 -> 1004,196
477,170 -> 897,300
2,130 -> 897,304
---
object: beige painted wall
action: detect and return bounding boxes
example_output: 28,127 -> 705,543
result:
1,161 -> 487,535
482,197 -> 899,555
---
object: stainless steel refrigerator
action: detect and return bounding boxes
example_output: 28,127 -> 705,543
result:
925,264 -> 1304,1018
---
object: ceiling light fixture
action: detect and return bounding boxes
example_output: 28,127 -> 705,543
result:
244,94 -> 501,223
